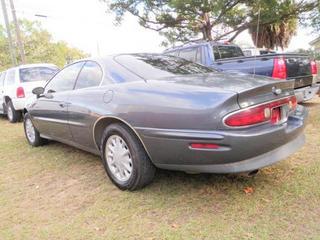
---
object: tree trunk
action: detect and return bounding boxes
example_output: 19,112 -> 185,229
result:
201,12 -> 213,41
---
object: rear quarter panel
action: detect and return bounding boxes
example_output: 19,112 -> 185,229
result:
104,81 -> 239,131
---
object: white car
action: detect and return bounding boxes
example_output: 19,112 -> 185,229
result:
0,63 -> 59,123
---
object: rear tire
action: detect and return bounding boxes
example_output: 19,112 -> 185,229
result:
23,113 -> 47,147
6,100 -> 22,123
100,123 -> 156,191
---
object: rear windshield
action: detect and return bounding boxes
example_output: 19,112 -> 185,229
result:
213,45 -> 244,60
114,54 -> 215,80
19,67 -> 59,82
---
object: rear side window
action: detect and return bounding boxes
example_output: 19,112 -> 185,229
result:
74,61 -> 103,89
114,54 -> 215,80
45,62 -> 85,93
5,69 -> 16,86
179,48 -> 198,62
19,67 -> 58,82
216,46 -> 244,59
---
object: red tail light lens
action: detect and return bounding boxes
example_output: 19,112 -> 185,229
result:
272,57 -> 287,79
224,96 -> 296,127
190,143 -> 220,149
310,60 -> 318,75
16,87 -> 25,98
224,105 -> 270,127
271,107 -> 281,124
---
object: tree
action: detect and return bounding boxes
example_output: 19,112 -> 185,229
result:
107,0 -> 318,48
296,48 -> 320,60
308,0 -> 320,32
0,19 -> 88,71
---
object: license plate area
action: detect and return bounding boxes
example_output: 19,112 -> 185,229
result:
271,105 -> 290,125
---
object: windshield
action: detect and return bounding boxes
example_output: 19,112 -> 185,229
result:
19,67 -> 59,82
114,54 -> 215,80
213,45 -> 244,60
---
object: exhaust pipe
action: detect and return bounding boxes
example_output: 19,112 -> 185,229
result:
238,169 -> 259,178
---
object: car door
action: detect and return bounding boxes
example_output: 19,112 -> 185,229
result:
0,72 -> 5,113
67,61 -> 104,149
31,61 -> 85,142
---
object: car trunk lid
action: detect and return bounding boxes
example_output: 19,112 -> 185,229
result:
154,72 -> 295,108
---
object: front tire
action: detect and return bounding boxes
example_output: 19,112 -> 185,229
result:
101,123 -> 156,191
6,100 -> 22,123
23,113 -> 47,147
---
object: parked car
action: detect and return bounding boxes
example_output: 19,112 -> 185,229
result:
0,71 -> 7,115
0,63 -> 59,123
164,41 -> 319,102
24,54 -> 307,190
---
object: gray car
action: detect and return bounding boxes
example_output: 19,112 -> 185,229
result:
24,54 -> 308,190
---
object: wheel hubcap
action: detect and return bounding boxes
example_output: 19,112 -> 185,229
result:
105,135 -> 133,182
7,105 -> 13,121
25,119 -> 36,143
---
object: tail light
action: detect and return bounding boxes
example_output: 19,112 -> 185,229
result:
224,96 -> 297,127
310,60 -> 318,75
272,57 -> 287,79
16,87 -> 25,98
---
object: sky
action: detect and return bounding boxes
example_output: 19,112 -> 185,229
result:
1,0 -> 318,56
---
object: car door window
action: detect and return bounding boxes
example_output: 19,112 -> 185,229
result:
217,46 -> 244,59
179,48 -> 197,62
5,69 -> 16,86
74,61 -> 102,89
213,46 -> 221,60
45,62 -> 84,93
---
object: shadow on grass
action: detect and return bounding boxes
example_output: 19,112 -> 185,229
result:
44,140 -> 285,198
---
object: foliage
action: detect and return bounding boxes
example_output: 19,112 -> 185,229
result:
296,48 -> 320,60
0,19 -> 88,71
107,0 -> 318,49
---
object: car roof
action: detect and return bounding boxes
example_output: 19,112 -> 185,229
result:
164,40 -> 240,52
7,63 -> 59,71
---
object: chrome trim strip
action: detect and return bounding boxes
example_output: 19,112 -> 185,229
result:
33,117 -> 86,126
134,127 -> 224,140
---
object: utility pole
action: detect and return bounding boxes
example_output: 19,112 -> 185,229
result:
1,0 -> 17,66
9,0 -> 26,64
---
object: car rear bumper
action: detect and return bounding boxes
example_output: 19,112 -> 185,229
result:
155,133 -> 305,173
136,105 -> 308,173
11,98 -> 26,111
294,85 -> 319,102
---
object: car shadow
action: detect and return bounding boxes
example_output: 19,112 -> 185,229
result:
30,131 -> 291,202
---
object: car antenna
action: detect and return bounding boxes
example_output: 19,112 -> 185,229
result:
253,5 -> 261,78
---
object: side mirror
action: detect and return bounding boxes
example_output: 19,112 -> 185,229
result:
32,87 -> 44,98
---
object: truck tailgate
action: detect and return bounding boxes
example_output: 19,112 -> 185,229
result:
285,56 -> 313,88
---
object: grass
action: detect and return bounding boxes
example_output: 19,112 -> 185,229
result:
0,97 -> 320,240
